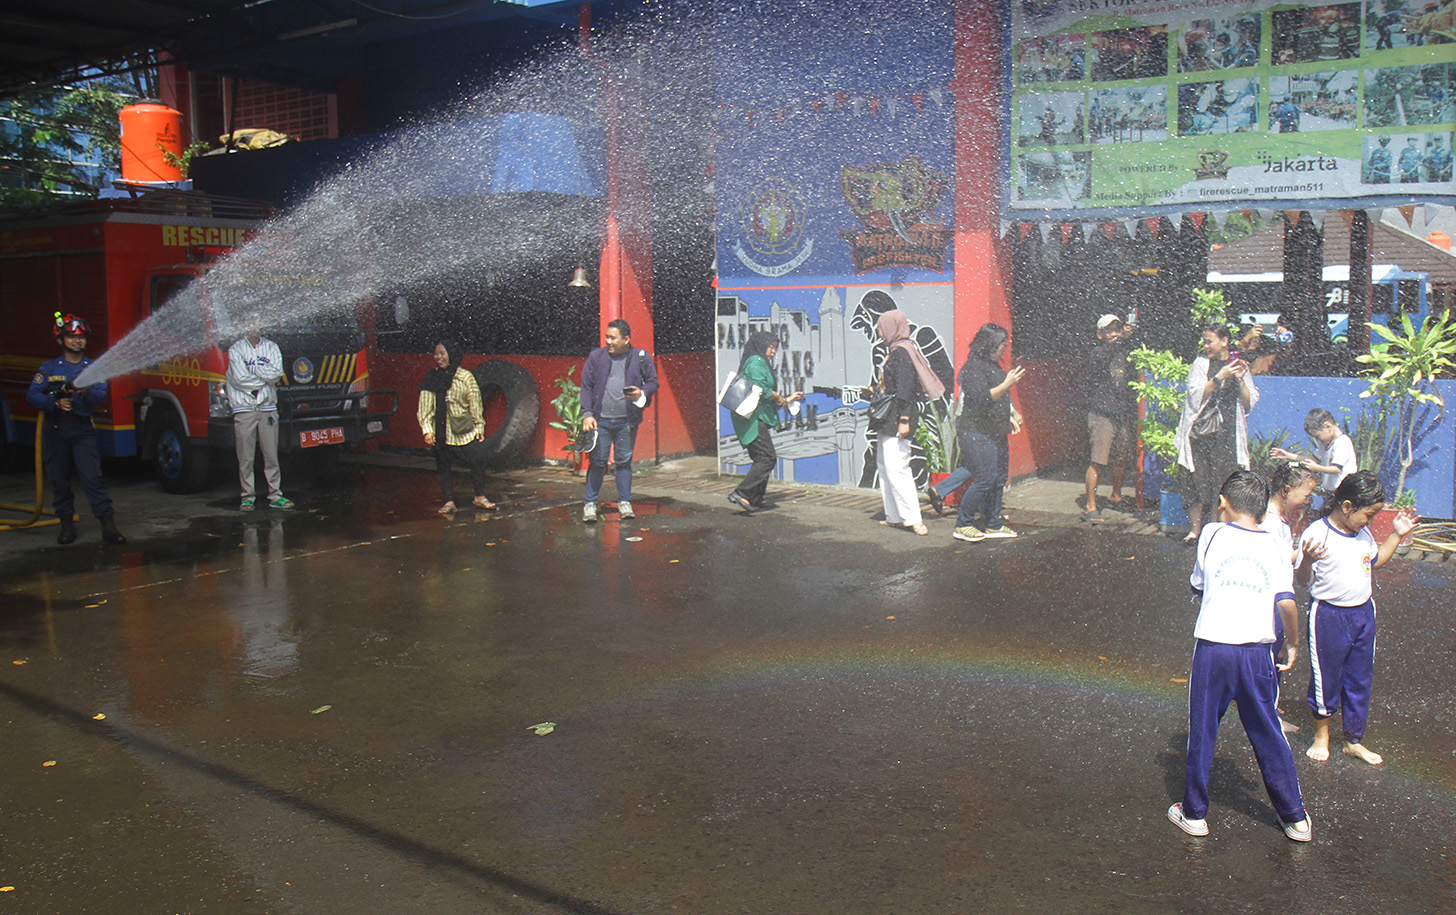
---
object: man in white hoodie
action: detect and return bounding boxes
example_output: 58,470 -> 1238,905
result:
227,330 -> 293,510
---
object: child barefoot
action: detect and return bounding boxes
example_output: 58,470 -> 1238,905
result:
1262,461 -> 1320,733
1298,471 -> 1418,765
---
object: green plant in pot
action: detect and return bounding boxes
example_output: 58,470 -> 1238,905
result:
1355,310 -> 1456,503
547,366 -> 584,470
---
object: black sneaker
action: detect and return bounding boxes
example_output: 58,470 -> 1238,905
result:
727,492 -> 757,513
926,485 -> 945,516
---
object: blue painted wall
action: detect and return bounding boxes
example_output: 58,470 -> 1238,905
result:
1247,376 -> 1454,518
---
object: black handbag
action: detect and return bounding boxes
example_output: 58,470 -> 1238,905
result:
1188,395 -> 1224,442
867,390 -> 897,423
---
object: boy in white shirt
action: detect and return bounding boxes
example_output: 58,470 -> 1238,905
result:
1168,470 -> 1311,842
1270,408 -> 1356,499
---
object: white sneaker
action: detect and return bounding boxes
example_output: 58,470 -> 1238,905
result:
952,526 -> 985,542
583,502 -> 598,523
981,525 -> 1019,539
1167,803 -> 1209,837
1282,816 -> 1313,842
619,501 -> 635,520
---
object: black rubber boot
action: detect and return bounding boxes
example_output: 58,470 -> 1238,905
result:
99,513 -> 126,545
57,516 -> 78,545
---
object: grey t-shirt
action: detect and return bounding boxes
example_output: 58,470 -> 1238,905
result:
601,352 -> 630,419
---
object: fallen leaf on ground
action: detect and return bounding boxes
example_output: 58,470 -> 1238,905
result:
1171,678 -> 1188,684
42,761 -> 56,767
625,536 -> 644,542
311,705 -> 333,715
886,616 -> 896,620
527,722 -> 556,736
92,713 -> 106,721
12,660 -> 25,666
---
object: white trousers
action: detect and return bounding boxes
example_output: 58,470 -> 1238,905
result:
876,435 -> 921,526
235,410 -> 282,500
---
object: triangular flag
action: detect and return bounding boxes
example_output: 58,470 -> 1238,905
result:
1167,212 -> 1183,234
1366,208 -> 1385,227
911,93 -> 924,111
835,92 -> 847,109
1423,203 -> 1445,227
1146,217 -> 1161,238
1257,209 -> 1278,226
867,98 -> 880,116
1019,222 -> 1033,242
1208,210 -> 1228,231
1124,218 -> 1141,238
1060,224 -> 1073,245
1189,212 -> 1207,232
1309,210 -> 1328,231
999,219 -> 1013,238
1082,222 -> 1097,243
884,98 -> 898,120
1283,210 -> 1303,229
1337,209 -> 1356,228
1398,204 -> 1416,226
1039,222 -> 1054,243
1103,222 -> 1117,240
744,109 -> 756,126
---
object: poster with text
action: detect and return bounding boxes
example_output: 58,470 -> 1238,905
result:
1008,0 -> 1456,216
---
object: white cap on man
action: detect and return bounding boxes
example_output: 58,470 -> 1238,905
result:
1096,314 -> 1124,331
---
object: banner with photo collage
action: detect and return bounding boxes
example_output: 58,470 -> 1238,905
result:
1007,0 -> 1456,216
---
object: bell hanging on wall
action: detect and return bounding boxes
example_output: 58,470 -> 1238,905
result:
567,267 -> 592,288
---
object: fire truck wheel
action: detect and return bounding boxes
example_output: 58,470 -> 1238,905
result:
150,410 -> 210,494
471,359 -> 540,463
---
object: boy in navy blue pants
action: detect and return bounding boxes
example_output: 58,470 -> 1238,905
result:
1168,470 -> 1312,842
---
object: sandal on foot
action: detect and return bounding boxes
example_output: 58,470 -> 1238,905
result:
437,502 -> 457,514
911,523 -> 929,536
472,496 -> 497,510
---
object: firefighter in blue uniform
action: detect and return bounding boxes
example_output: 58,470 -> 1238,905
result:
25,313 -> 126,545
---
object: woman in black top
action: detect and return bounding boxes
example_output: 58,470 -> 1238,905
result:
952,324 -> 1025,542
872,309 -> 945,535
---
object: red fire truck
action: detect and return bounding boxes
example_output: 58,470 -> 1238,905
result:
0,190 -> 395,492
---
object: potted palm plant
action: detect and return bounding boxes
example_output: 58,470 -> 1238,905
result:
1355,310 -> 1456,540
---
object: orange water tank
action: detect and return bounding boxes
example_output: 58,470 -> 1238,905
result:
1427,230 -> 1451,251
119,101 -> 184,184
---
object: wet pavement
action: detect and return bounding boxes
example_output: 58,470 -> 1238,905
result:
1,457 -> 1453,914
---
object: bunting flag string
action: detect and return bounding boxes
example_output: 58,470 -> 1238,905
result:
1189,212 -> 1207,232
719,83 -> 953,129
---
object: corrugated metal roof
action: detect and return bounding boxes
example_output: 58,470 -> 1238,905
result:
1208,217 -> 1456,285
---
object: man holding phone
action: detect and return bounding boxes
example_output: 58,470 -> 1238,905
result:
579,318 -> 658,522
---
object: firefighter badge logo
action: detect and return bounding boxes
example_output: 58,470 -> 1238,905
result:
292,357 -> 314,384
733,177 -> 814,277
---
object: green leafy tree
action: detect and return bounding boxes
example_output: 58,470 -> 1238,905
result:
1355,310 -> 1456,501
0,61 -> 158,204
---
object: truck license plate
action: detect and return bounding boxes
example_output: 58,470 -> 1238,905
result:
300,427 -> 346,448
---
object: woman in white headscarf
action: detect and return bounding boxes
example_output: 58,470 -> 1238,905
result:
872,309 -> 946,536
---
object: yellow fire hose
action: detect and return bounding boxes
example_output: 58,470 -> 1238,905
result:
0,428 -> 65,530
1407,522 -> 1456,558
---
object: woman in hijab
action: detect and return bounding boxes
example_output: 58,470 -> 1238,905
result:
727,331 -> 803,513
873,309 -> 945,536
417,340 -> 496,514
950,323 -> 1024,542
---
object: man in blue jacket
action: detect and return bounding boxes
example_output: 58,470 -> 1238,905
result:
25,313 -> 126,545
579,319 -> 658,523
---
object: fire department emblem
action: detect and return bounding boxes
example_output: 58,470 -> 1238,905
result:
839,155 -> 953,275
1193,150 -> 1230,180
734,177 -> 814,277
292,356 -> 314,384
